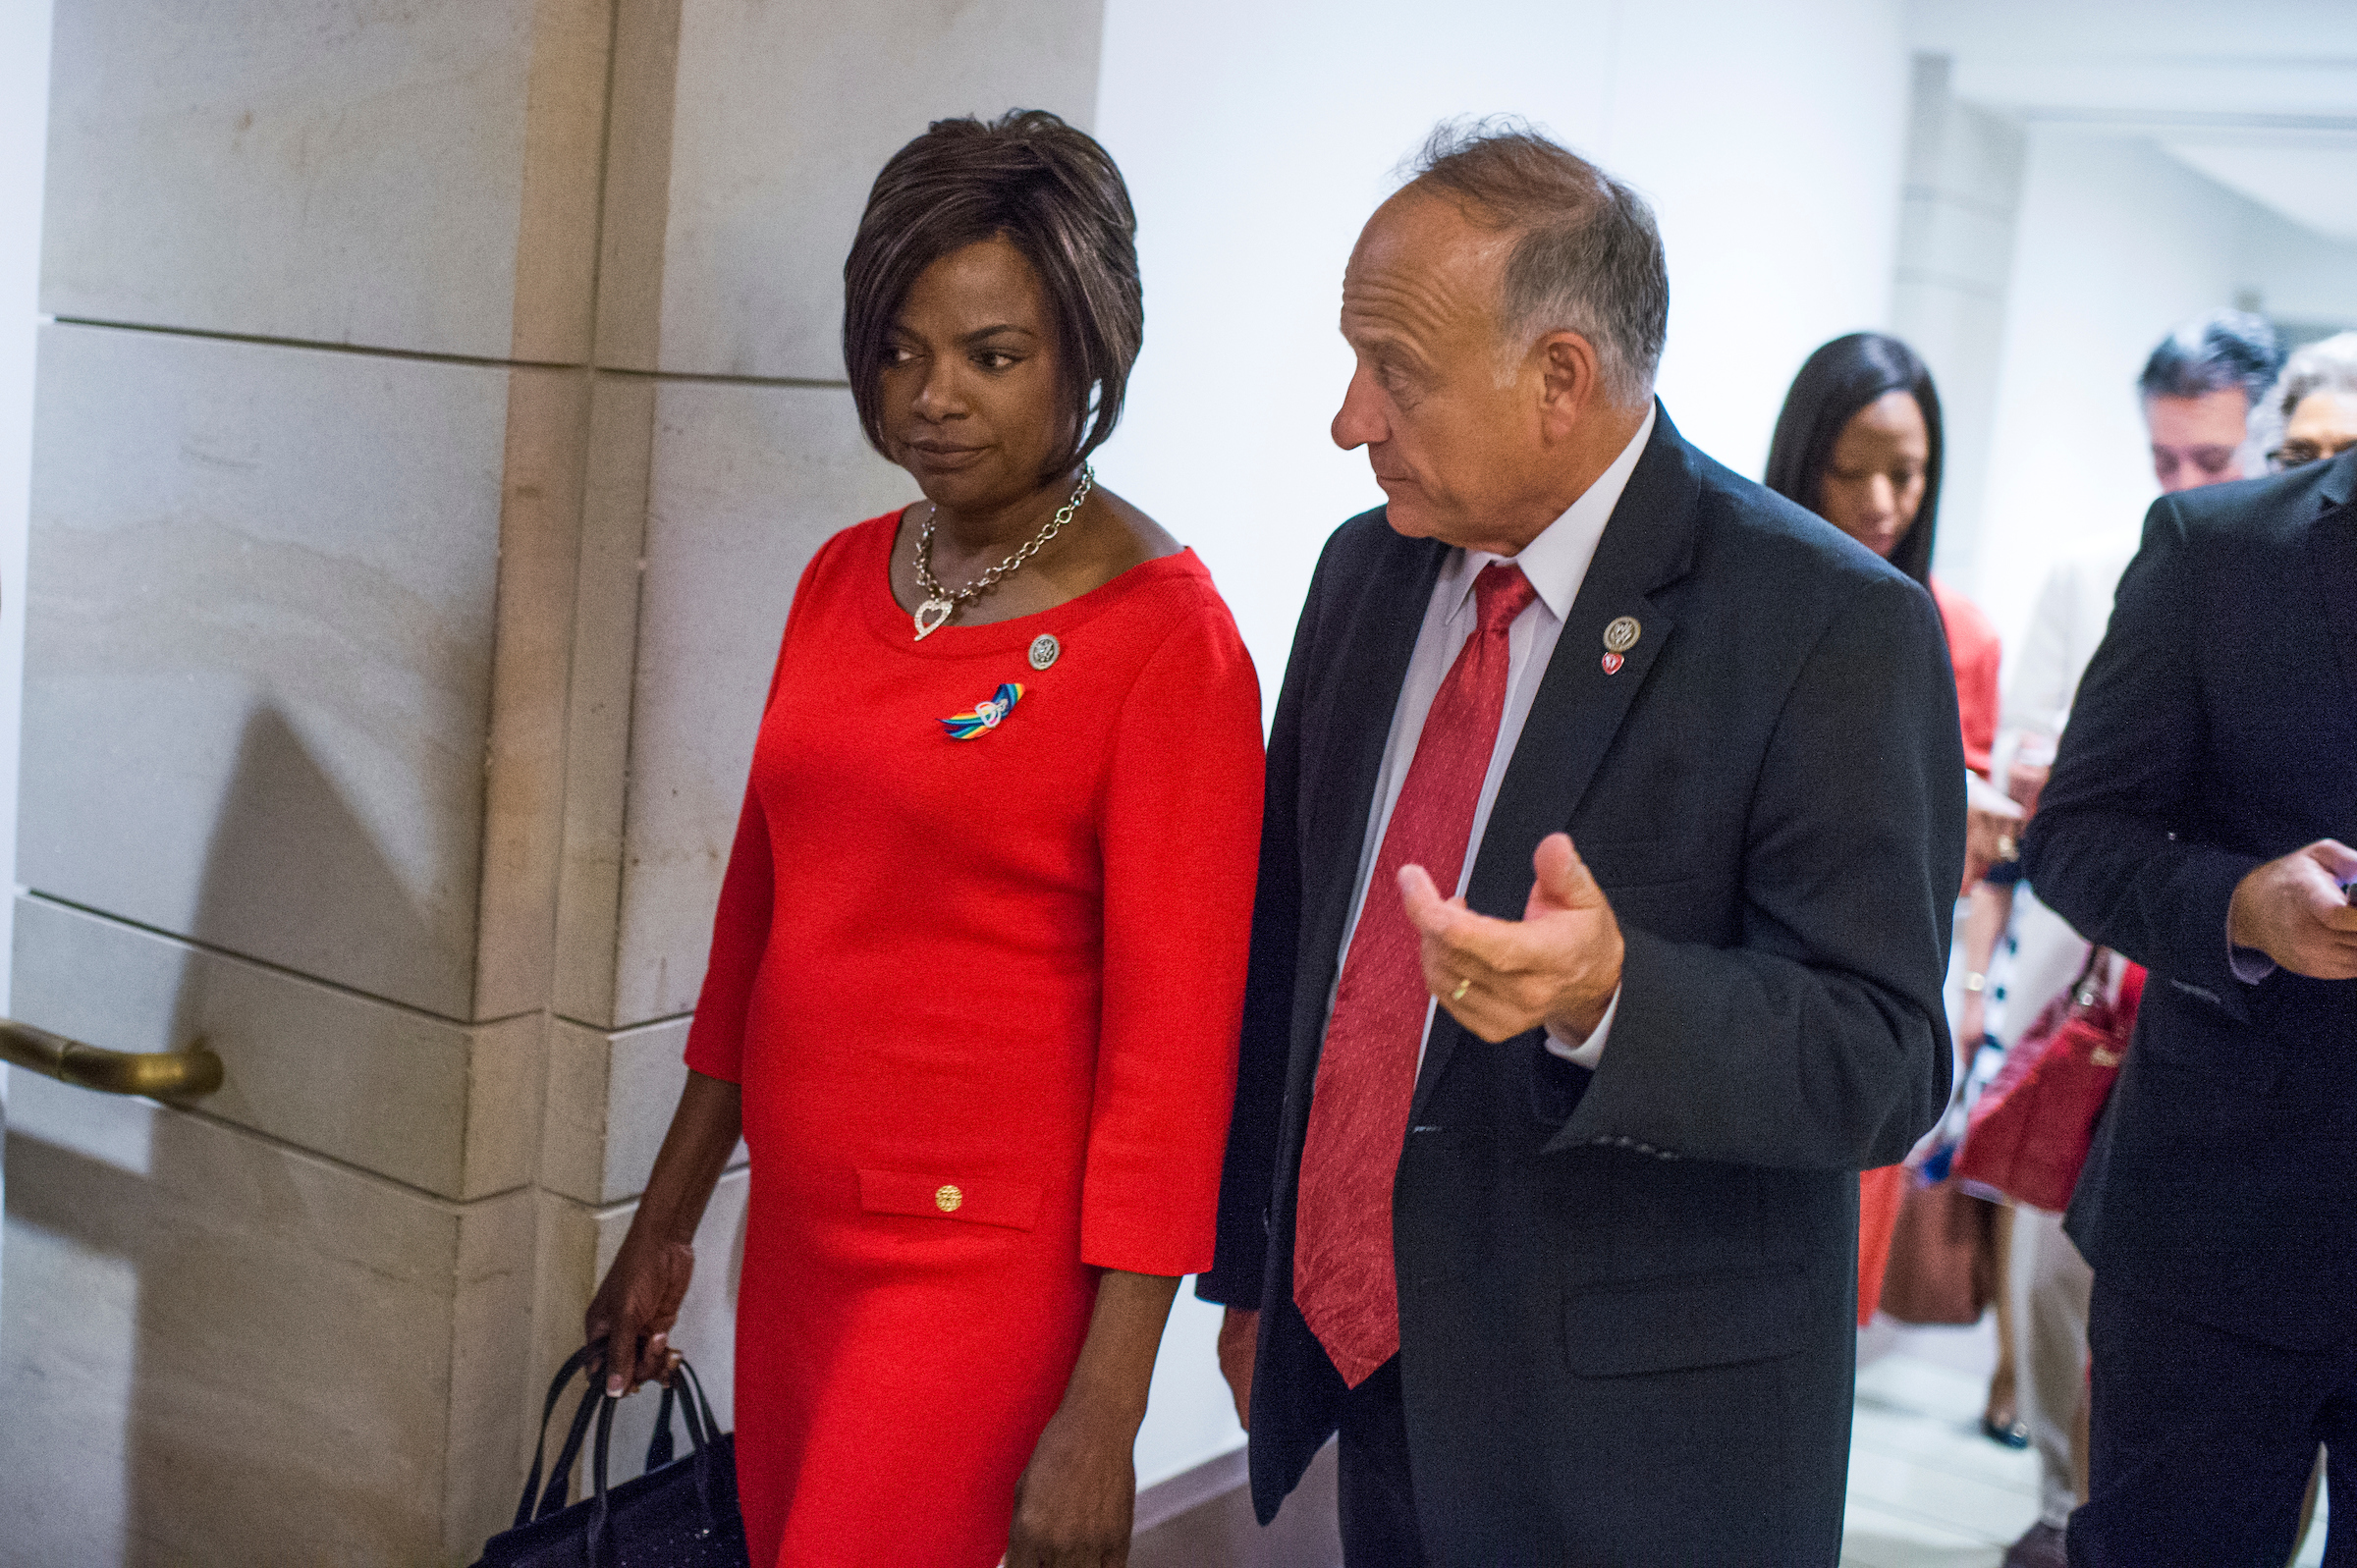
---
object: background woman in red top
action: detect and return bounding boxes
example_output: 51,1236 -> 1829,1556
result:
584,111 -> 1264,1568
1766,333 -> 2005,1343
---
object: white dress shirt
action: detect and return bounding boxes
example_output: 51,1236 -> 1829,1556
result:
1994,528 -> 2140,772
1333,405 -> 1657,1073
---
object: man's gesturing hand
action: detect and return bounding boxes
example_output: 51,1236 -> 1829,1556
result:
1398,832 -> 1624,1043
2229,839 -> 2357,981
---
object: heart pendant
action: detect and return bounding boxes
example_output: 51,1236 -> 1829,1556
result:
913,598 -> 955,640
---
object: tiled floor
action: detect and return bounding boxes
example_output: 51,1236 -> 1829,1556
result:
1134,1311 -> 2332,1565
1843,1317 -> 2330,1568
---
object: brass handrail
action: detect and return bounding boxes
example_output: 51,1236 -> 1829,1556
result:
0,1019 -> 223,1098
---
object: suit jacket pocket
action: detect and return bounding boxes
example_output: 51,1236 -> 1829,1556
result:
858,1167 -> 1043,1231
1562,1266 -> 1806,1378
2132,991 -> 2280,1096
1572,836 -> 1696,891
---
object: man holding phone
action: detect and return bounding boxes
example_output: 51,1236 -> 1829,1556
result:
2022,441 -> 2357,1565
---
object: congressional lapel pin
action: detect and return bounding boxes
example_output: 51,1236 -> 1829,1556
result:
941,681 -> 1024,740
1028,633 -> 1061,671
1601,615 -> 1641,675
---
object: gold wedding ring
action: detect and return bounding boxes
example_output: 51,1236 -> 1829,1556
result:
1451,978 -> 1472,1001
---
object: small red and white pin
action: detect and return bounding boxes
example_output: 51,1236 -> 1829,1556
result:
1601,615 -> 1641,675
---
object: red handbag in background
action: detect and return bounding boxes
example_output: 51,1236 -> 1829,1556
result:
1952,951 -> 2145,1213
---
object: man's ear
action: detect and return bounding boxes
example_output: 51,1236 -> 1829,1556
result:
1535,330 -> 1604,443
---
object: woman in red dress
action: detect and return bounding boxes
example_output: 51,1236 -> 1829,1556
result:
584,111 -> 1264,1568
1766,333 -> 2005,1344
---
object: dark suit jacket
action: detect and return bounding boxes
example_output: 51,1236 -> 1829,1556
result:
1199,408 -> 1963,1565
2024,447 -> 2357,1354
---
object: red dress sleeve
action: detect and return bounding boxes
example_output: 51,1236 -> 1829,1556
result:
682,782 -> 774,1084
1081,604 -> 1266,1275
1933,577 -> 2002,779
682,540 -> 841,1083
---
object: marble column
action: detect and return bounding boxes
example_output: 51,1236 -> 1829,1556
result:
1,1 -> 1101,1561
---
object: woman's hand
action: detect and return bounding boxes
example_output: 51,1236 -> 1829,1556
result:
1962,770 -> 2025,894
584,1226 -> 695,1395
1217,1307 -> 1258,1431
1006,1399 -> 1139,1567
1004,1270 -> 1179,1568
580,1069 -> 743,1394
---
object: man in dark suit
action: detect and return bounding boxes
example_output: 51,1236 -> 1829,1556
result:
2022,446 -> 2357,1567
1196,123 -> 1963,1565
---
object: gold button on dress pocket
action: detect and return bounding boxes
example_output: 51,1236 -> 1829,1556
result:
859,1168 -> 1038,1229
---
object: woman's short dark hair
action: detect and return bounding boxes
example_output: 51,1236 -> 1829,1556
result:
1764,333 -> 1945,589
843,110 -> 1141,480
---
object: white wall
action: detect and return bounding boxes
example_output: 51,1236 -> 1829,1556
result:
1092,0 -> 1914,1488
1971,130 -> 2357,660
1090,0 -> 1908,720
0,0 -> 50,1020
0,0 -> 54,1286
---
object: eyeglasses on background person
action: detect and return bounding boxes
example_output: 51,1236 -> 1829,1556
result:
2261,330 -> 2357,471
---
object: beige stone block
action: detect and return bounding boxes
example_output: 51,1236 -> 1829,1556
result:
554,375 -> 906,1027
527,1169 -> 747,1490
20,323 -> 581,1022
11,893 -> 541,1201
595,0 -> 1104,377
0,1074 -> 536,1565
542,1013 -> 748,1204
552,375 -> 658,1028
40,0 -> 612,361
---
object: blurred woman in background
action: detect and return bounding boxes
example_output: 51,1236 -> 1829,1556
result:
1766,333 -> 2019,1434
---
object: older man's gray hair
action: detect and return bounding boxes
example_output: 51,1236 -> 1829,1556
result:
2267,330 -> 2357,427
1409,119 -> 1669,408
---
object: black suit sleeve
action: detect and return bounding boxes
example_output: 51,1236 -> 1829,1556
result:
2021,497 -> 2264,1022
1197,551 -> 1325,1310
1555,571 -> 1962,1168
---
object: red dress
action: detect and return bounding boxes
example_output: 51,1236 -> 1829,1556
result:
682,514 -> 1265,1567
1857,576 -> 2002,1324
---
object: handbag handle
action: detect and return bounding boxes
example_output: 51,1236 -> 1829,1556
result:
515,1347 -> 716,1529
582,1356 -> 726,1568
515,1346 -> 599,1528
2068,946 -> 2112,1009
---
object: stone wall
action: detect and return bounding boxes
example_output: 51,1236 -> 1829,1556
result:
1,2 -> 1101,1559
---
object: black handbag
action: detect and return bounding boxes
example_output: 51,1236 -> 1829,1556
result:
474,1346 -> 750,1568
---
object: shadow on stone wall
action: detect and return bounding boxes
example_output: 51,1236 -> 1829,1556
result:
2,701 -> 479,1564
178,705 -> 456,1015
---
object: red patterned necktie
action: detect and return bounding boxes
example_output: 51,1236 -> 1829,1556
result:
1294,561 -> 1539,1387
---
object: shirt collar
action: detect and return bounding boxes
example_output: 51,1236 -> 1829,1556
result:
1440,403 -> 1658,627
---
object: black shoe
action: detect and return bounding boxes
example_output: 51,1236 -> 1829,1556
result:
2001,1521 -> 2067,1568
1982,1414 -> 2032,1449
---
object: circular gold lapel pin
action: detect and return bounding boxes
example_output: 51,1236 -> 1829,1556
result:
1601,616 -> 1640,674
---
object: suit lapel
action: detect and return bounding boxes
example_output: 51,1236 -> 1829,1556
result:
1296,525 -> 1450,1030
1412,406 -> 1705,1118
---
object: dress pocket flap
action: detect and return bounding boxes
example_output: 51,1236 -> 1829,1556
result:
857,1168 -> 1042,1231
1562,1267 -> 1807,1378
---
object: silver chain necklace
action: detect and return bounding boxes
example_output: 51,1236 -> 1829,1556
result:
909,465 -> 1094,640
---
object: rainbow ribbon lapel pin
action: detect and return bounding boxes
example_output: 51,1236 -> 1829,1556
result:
941,681 -> 1023,740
